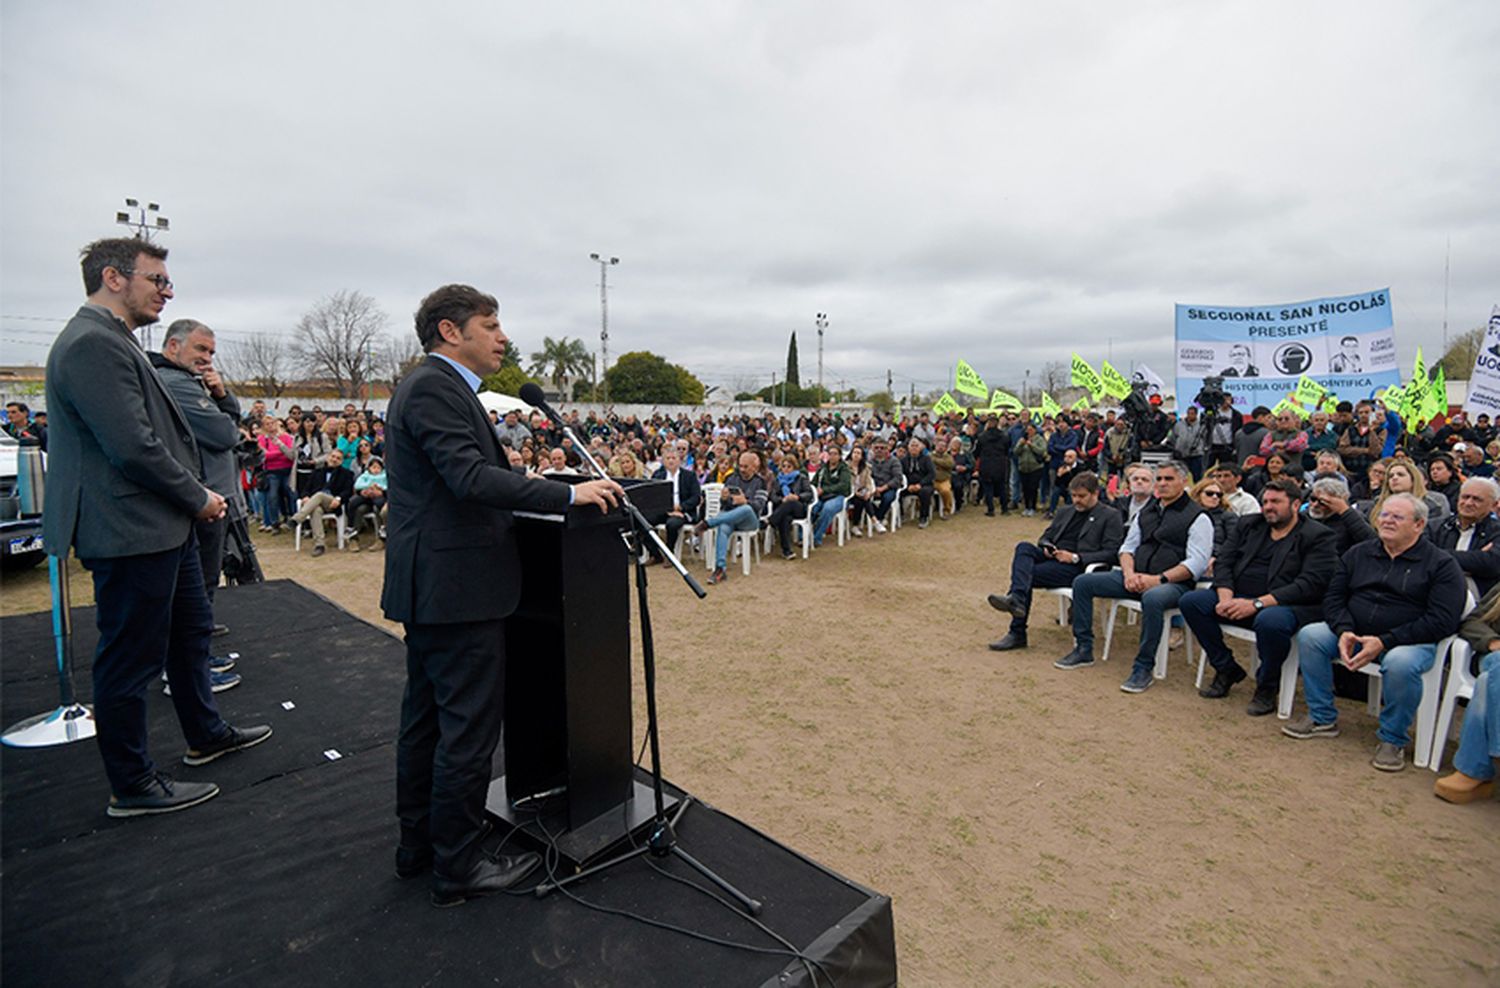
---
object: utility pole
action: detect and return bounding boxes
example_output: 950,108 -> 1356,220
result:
886,369 -> 893,395
815,312 -> 828,397
771,371 -> 778,407
115,197 -> 170,349
589,253 -> 619,401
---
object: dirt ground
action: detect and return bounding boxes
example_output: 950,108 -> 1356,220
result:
4,508 -> 1497,986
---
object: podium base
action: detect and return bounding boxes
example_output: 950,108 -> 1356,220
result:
484,776 -> 680,870
2,703 -> 96,748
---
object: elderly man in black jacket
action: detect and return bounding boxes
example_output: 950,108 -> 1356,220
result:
1305,476 -> 1375,554
1283,492 -> 1467,772
987,472 -> 1123,651
1179,478 -> 1338,715
1428,476 -> 1500,596
898,437 -> 936,528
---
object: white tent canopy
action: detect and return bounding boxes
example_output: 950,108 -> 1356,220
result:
476,391 -> 539,418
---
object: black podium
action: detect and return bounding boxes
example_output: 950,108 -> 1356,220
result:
484,479 -> 677,867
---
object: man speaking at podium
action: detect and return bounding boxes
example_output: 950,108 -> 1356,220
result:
382,284 -> 621,907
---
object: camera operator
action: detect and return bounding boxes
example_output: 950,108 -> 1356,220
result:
1197,379 -> 1240,468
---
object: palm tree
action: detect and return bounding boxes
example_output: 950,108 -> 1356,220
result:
528,336 -> 592,392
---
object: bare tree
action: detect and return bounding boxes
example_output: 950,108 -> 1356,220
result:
385,331 -> 426,389
293,290 -> 389,400
223,331 -> 293,397
1039,360 -> 1069,395
1439,325 -> 1486,380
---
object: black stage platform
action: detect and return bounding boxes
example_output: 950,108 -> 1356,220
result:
1,580 -> 896,987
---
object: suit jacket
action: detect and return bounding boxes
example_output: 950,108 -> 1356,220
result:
1212,514 -> 1337,623
1428,512 -> 1500,596
650,465 -> 701,516
42,306 -> 209,559
1038,502 -> 1124,567
380,356 -> 574,625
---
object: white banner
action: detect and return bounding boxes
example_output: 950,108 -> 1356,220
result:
1462,305 -> 1500,420
1131,363 -> 1166,398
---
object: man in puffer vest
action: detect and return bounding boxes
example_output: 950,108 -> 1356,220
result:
1055,460 -> 1215,694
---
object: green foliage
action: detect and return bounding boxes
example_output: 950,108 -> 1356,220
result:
786,332 -> 801,389
527,336 -> 591,389
868,391 -> 896,415
756,381 -> 831,407
1438,325 -> 1485,380
480,364 -> 540,397
602,350 -> 705,403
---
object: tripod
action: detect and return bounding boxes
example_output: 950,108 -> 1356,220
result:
529,412 -> 761,915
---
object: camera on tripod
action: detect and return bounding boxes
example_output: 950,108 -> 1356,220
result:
1195,375 -> 1228,413
1120,379 -> 1152,425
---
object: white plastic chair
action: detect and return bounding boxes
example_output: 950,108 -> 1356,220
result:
1428,639 -> 1477,772
701,483 -> 761,576
1279,625 -> 1465,770
1102,598 -> 1195,679
1191,623 -> 1298,720
293,503 -> 347,551
1035,563 -> 1109,626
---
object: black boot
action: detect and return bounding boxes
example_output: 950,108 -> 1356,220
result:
1246,684 -> 1278,716
1198,663 -> 1247,699
988,631 -> 1028,651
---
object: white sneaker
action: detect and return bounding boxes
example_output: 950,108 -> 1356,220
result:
851,527 -> 864,538
874,521 -> 888,533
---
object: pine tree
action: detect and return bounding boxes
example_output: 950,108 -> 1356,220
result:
786,332 -> 800,389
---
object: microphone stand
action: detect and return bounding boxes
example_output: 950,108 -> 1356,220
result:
534,416 -> 761,915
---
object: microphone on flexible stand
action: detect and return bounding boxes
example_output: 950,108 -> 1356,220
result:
519,384 -> 704,598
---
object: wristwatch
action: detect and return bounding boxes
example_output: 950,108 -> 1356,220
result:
1253,599 -> 1265,611
1159,574 -> 1169,585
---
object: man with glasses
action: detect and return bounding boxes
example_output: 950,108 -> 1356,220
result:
1429,477 -> 1500,596
1283,493 -> 1466,771
43,238 -> 272,818
1178,479 -> 1337,714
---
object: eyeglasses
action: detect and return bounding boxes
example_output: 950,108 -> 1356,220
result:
136,272 -> 174,292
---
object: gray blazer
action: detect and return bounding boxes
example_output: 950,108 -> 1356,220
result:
43,306 -> 210,559
150,352 -> 246,519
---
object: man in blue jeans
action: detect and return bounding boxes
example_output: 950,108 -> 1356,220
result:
699,450 -> 768,584
1177,478 -> 1337,715
1284,493 -> 1466,772
1056,460 -> 1214,693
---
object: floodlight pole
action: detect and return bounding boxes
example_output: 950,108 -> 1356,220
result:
115,197 -> 170,350
815,312 -> 828,398
590,253 -> 619,402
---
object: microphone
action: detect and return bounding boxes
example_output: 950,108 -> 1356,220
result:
519,383 -> 563,426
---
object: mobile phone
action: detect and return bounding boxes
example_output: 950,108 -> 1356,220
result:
1040,541 -> 1058,554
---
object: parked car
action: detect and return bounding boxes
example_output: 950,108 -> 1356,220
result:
0,432 -> 46,569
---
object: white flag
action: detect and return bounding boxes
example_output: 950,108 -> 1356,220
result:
1131,363 -> 1166,398
1462,305 -> 1500,420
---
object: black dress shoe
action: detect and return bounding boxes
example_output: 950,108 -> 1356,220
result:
182,723 -> 273,766
1246,684 -> 1278,717
1198,664 -> 1247,699
107,773 -> 220,818
396,844 -> 434,880
988,632 -> 1028,651
431,852 -> 541,907
987,593 -> 1028,620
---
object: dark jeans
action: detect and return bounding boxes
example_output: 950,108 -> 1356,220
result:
873,489 -> 898,524
1005,543 -> 1082,634
1177,588 -> 1300,689
900,485 -> 933,522
649,513 -> 689,560
979,467 -> 1008,513
396,619 -> 506,879
1182,455 -> 1204,482
261,468 -> 292,527
350,493 -> 387,535
1070,569 -> 1189,672
82,533 -> 226,795
769,499 -> 809,552
848,494 -> 873,526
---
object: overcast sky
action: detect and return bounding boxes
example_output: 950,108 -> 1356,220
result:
3,1 -> 1496,399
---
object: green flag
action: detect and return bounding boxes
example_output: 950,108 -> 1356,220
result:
1426,365 -> 1447,421
1272,395 -> 1300,418
1040,392 -> 1062,417
1099,360 -> 1131,400
988,388 -> 1023,411
1071,396 -> 1092,412
931,391 -> 963,415
1070,354 -> 1105,400
1293,375 -> 1327,407
953,360 -> 988,399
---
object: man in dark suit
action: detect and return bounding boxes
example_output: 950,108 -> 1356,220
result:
987,471 -> 1124,651
285,448 -> 356,556
381,284 -> 621,907
648,442 -> 700,563
1428,477 -> 1500,596
43,238 -> 271,818
1178,477 -> 1338,715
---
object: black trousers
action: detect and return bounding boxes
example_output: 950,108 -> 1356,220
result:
396,619 -> 506,878
649,513 -> 689,560
979,466 -> 1008,512
1006,543 -> 1082,634
195,515 -> 227,602
82,533 -> 225,795
770,499 -> 809,551
900,485 -> 933,521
